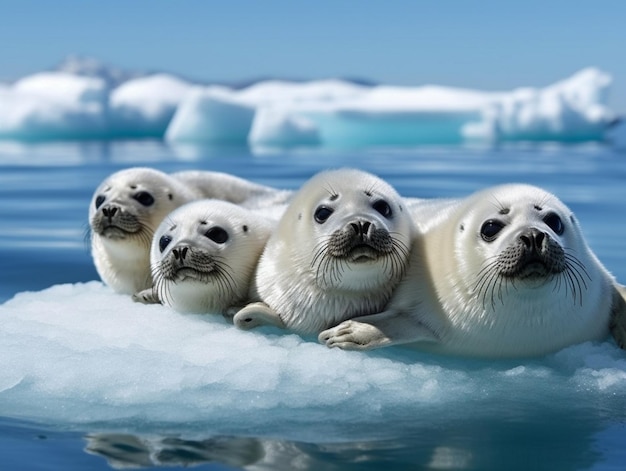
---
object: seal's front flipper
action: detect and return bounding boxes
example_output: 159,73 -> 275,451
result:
319,309 -> 438,351
132,288 -> 160,305
610,284 -> 626,349
234,302 -> 285,330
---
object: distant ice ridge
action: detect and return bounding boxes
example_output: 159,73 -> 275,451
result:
0,282 -> 625,438
0,65 -> 618,146
242,68 -> 616,147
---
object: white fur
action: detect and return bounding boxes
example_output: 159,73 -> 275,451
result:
90,167 -> 287,295
142,199 -> 273,314
90,167 -> 202,294
237,168 -> 415,335
321,184 -> 620,358
172,170 -> 292,208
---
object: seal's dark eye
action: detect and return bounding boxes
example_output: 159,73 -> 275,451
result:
314,206 -> 334,224
205,227 -> 229,244
133,191 -> 155,206
372,199 -> 392,218
480,219 -> 505,242
95,195 -> 105,209
159,235 -> 172,253
543,213 -> 564,235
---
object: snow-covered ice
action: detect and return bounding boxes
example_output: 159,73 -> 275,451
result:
465,68 -> 615,142
109,74 -> 192,137
0,282 -> 625,438
0,72 -> 108,140
0,66 -> 618,146
164,86 -> 255,143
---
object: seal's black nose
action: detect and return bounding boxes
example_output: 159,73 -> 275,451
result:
350,221 -> 372,239
101,206 -> 118,221
520,228 -> 546,253
172,247 -> 189,261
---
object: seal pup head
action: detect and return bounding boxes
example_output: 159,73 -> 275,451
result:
254,168 -> 414,333
150,200 -> 273,314
435,183 -> 612,355
89,167 -> 200,294
455,184 -> 592,307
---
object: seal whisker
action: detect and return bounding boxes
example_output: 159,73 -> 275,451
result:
213,259 -> 237,292
479,270 -> 496,311
150,267 -> 168,306
564,259 -> 589,294
561,265 -> 578,305
496,273 -> 507,306
473,259 -> 500,310
561,254 -> 589,301
552,269 -> 563,295
388,239 -> 410,280
564,253 -> 591,283
311,237 -> 332,270
568,265 -> 585,306
563,249 -> 589,276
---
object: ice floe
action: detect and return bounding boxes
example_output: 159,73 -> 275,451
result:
0,281 -> 624,437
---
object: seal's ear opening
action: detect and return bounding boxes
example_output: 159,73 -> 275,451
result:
610,284 -> 626,350
242,225 -> 249,233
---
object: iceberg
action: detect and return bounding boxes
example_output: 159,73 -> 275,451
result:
465,68 -> 616,142
0,72 -> 109,140
109,74 -> 192,138
13,72 -> 108,105
165,86 -> 256,143
168,68 -> 616,147
0,64 -> 618,146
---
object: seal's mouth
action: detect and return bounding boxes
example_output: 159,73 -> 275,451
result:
346,244 -> 380,263
100,226 -> 133,239
516,260 -> 551,279
173,267 -> 214,282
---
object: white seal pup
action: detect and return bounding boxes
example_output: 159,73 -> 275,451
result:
320,183 -> 626,357
133,199 -> 274,315
90,167 -> 289,295
90,167 -> 204,294
233,168 -> 415,335
173,170 -> 292,208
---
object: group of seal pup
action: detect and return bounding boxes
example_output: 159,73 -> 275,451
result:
89,166 -> 626,359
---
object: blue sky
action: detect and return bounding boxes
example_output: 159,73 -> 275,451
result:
2,0 -> 626,111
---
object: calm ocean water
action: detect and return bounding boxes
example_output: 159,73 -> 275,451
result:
1,140 -> 625,470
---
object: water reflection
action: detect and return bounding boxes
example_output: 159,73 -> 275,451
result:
85,411 -> 607,471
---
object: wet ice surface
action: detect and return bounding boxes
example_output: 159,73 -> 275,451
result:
2,281 -> 626,470
1,282 -> 625,433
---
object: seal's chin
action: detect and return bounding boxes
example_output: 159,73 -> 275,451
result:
173,267 -> 213,282
100,226 -> 133,240
504,261 -> 558,289
347,245 -> 380,263
517,262 -> 550,279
